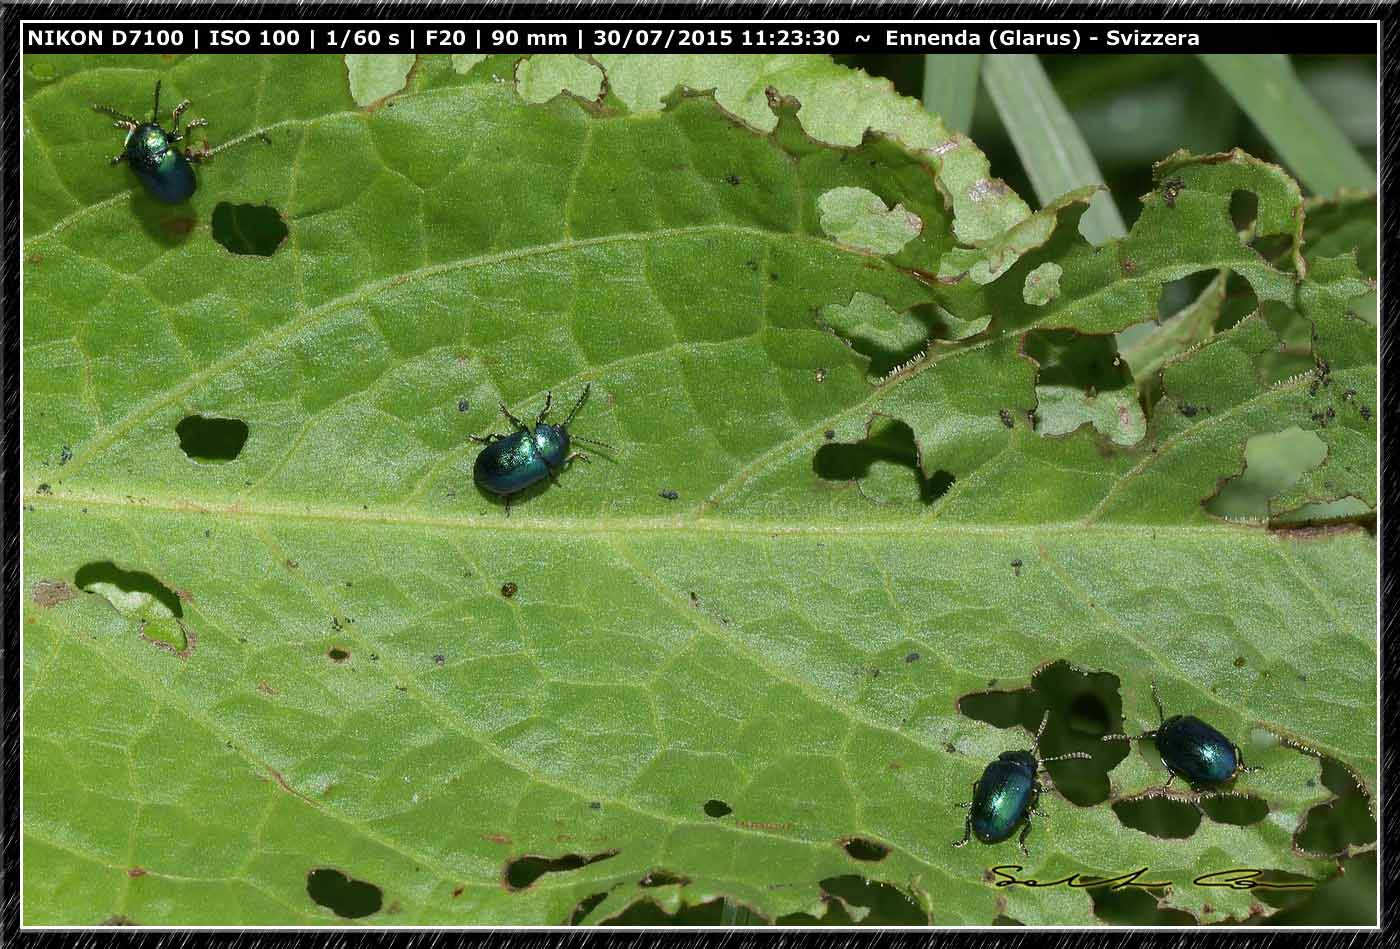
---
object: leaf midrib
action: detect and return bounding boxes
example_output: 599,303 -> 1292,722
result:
23,488 -> 1346,538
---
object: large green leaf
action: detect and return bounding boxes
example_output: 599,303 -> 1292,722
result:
22,53 -> 1375,926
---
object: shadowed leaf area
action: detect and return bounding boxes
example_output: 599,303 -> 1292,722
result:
21,53 -> 1374,925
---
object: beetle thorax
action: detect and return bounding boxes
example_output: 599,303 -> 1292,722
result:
126,123 -> 171,169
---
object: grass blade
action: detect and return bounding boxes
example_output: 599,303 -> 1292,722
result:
1199,53 -> 1374,196
981,53 -> 1127,245
921,54 -> 981,133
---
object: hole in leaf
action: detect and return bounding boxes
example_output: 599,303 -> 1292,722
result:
1198,791 -> 1269,826
814,418 -> 953,505
602,897 -> 766,925
1205,427 -> 1328,521
1230,189 -> 1259,234
956,660 -> 1123,806
638,869 -> 690,888
703,799 -> 732,818
839,837 -> 890,862
1025,331 -> 1143,447
1295,756 -> 1376,856
212,201 -> 288,256
818,875 -> 927,925
1088,882 -> 1194,925
1156,270 -> 1219,322
327,646 -> 350,663
819,292 -> 931,377
75,561 -> 183,619
1111,792 -> 1202,839
504,850 -> 619,892
306,867 -> 383,918
567,891 -> 608,925
176,415 -> 249,463
1262,851 -> 1375,925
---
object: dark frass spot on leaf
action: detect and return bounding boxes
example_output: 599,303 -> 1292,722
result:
75,561 -> 183,619
659,488 -> 679,500
1180,403 -> 1200,417
999,408 -> 1015,428
1198,791 -> 1269,826
839,837 -> 890,862
503,850 -> 619,892
1011,559 -> 1023,577
327,646 -> 350,663
639,869 -> 690,887
1296,755 -> 1376,856
724,173 -> 741,186
36,483 -> 51,495
501,582 -> 518,598
433,654 -> 445,666
59,445 -> 72,465
176,415 -> 249,463
306,867 -> 383,918
567,891 -> 608,925
211,202 -> 289,256
703,799 -> 732,818
1111,791 -> 1203,839
1161,176 -> 1185,209
458,399 -> 470,412
905,651 -> 920,663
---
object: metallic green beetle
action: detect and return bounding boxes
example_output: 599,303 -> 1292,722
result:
954,710 -> 1091,856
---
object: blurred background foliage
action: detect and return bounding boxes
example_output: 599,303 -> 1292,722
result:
836,53 -> 1376,221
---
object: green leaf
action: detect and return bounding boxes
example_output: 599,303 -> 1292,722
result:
1199,54 -> 1374,197
981,54 -> 1127,245
23,53 -> 1374,926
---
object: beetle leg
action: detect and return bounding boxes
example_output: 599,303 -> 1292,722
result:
952,812 -> 972,849
184,139 -> 212,164
470,433 -> 504,444
109,151 -> 128,166
1234,745 -> 1260,775
503,494 -> 512,518
499,402 -> 527,431
171,98 -> 192,130
564,451 -> 591,465
1017,818 -> 1033,857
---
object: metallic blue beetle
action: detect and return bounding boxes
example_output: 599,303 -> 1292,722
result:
954,711 -> 1091,856
94,80 -> 210,204
1103,681 -> 1258,790
471,384 -> 611,514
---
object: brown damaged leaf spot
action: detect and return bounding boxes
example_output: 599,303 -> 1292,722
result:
127,866 -> 147,878
31,580 -> 77,608
256,680 -> 280,696
481,833 -> 513,846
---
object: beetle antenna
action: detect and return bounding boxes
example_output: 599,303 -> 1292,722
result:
1040,751 -> 1092,764
1032,709 -> 1051,747
571,435 -> 616,452
152,79 -> 162,123
564,383 -> 591,427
